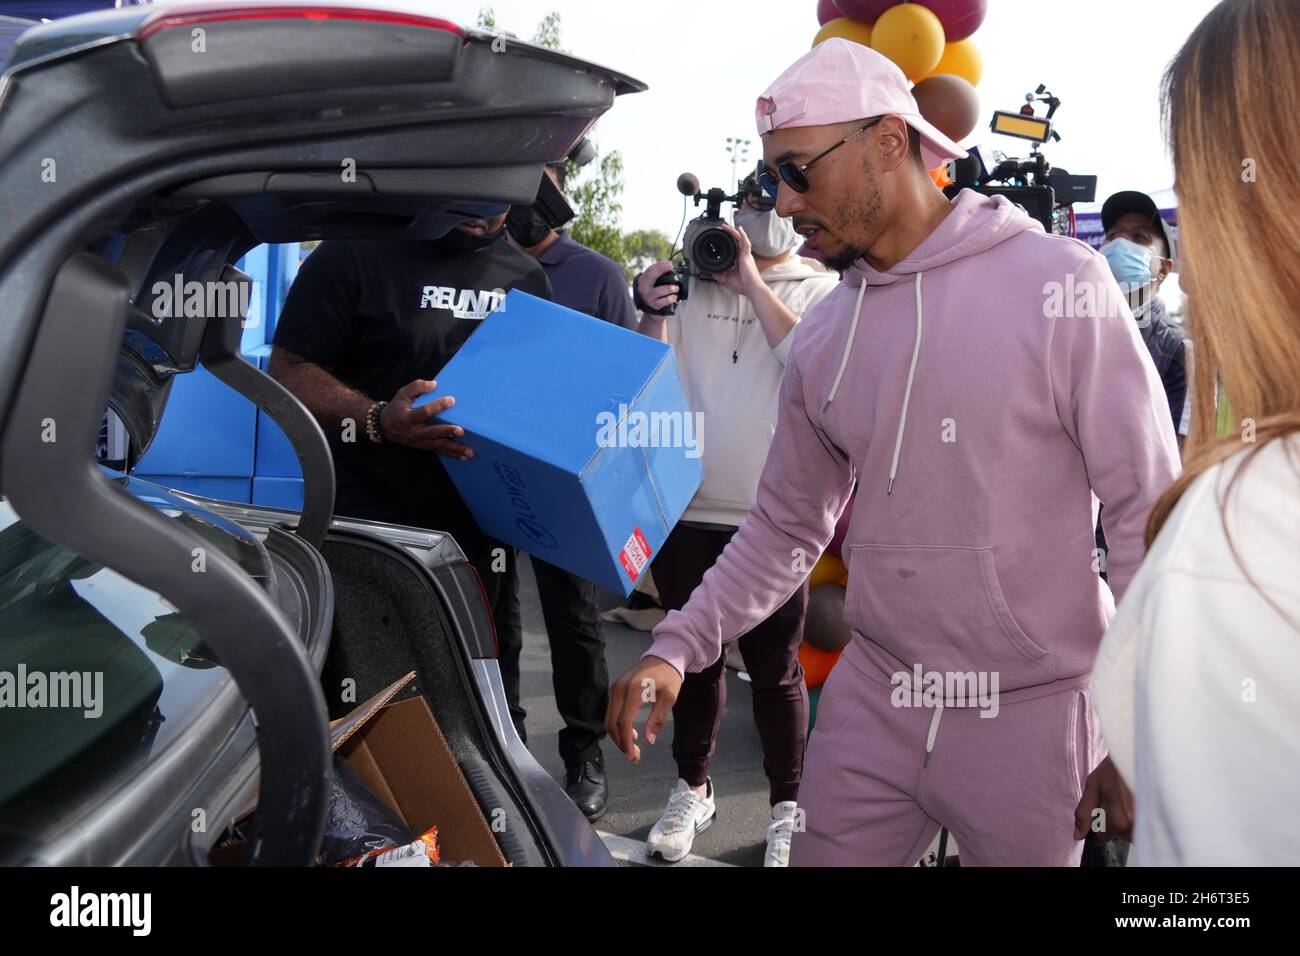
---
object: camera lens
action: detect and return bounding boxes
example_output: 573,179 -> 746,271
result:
693,227 -> 738,273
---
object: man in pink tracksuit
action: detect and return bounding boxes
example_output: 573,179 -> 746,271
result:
606,39 -> 1180,866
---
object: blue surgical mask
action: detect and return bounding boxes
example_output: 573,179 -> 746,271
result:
1099,236 -> 1157,293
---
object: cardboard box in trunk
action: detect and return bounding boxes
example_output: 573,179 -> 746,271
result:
211,672 -> 508,867
330,672 -> 507,867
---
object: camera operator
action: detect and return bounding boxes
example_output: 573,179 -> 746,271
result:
630,171 -> 837,866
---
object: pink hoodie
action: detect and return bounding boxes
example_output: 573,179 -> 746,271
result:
644,190 -> 1181,697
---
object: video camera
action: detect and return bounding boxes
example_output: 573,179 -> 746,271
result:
944,85 -> 1096,235
647,170 -> 771,312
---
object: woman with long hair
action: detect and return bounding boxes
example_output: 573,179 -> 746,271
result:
1092,0 -> 1300,864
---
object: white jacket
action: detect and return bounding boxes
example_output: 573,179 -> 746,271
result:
1092,434 -> 1300,865
664,256 -> 838,527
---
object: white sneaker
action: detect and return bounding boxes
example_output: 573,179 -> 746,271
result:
765,801 -> 799,867
646,778 -> 716,863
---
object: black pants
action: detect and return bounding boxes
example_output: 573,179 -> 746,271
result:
652,523 -> 809,806
495,555 -> 609,767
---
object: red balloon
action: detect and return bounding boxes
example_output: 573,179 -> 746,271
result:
827,491 -> 855,559
816,0 -> 843,26
911,73 -> 981,142
835,0 -> 899,25
914,0 -> 986,41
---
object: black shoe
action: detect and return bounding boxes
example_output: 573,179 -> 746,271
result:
564,757 -> 608,822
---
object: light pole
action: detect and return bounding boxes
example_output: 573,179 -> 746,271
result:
725,136 -> 752,186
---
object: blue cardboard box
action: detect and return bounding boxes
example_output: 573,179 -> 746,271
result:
251,348 -> 304,478
255,400 -> 303,478
252,476 -> 305,510
413,290 -> 702,595
133,363 -> 256,478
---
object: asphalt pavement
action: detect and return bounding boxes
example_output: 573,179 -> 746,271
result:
513,555 -> 773,867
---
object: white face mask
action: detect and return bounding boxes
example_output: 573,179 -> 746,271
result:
735,208 -> 800,258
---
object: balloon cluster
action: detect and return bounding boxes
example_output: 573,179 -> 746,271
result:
798,492 -> 856,729
813,1 -> 986,149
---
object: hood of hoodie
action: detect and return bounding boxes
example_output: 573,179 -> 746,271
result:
843,190 -> 1042,288
820,191 -> 1047,498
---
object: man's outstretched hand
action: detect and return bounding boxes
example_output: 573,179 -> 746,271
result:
605,656 -> 683,762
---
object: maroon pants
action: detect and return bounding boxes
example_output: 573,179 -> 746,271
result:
652,523 -> 810,806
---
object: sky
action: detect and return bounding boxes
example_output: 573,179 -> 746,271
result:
433,0 -> 1223,239
4,0 -> 1223,238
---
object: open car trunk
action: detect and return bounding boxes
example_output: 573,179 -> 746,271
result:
0,2 -> 643,866
190,496 -> 607,867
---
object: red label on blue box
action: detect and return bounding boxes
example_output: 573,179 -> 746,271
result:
619,527 -> 652,581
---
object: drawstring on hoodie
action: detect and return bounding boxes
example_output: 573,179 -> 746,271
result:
923,701 -> 943,768
733,294 -> 750,364
823,272 -> 926,496
888,272 -> 925,495
823,281 -> 866,413
733,302 -> 742,363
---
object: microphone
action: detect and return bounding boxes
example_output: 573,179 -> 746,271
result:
676,172 -> 701,197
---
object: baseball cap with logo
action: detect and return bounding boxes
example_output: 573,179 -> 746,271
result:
755,38 -> 967,170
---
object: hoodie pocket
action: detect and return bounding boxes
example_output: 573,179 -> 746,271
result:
845,543 -> 1055,688
692,415 -> 774,511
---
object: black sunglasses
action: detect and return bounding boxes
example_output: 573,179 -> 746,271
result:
759,116 -> 884,199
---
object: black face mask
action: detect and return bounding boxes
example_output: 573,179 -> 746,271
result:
506,204 -> 554,248
432,224 -> 505,255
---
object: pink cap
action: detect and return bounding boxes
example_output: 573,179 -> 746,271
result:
755,38 -> 967,170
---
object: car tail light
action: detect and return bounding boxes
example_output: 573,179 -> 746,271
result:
138,4 -> 466,41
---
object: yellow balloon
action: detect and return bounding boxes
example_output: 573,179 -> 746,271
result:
927,37 -> 983,86
813,16 -> 873,49
809,553 -> 848,590
870,3 -> 945,81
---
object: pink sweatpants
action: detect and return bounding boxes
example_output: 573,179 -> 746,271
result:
790,636 -> 1105,866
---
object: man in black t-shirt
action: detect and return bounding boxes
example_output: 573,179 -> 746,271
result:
269,213 -> 549,741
